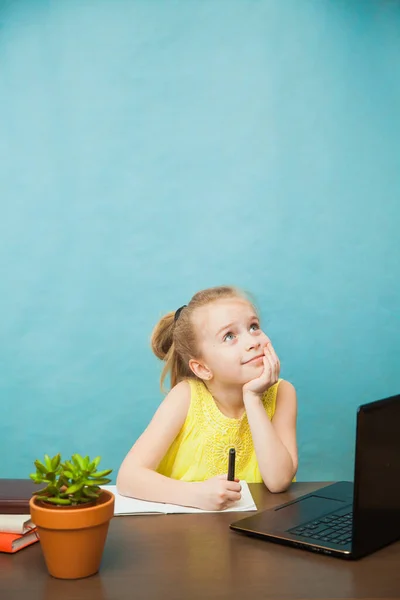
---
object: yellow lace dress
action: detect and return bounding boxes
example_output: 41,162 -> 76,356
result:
156,378 -> 280,483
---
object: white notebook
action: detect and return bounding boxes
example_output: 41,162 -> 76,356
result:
101,481 -> 257,515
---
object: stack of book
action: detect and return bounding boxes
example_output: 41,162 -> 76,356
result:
0,479 -> 40,553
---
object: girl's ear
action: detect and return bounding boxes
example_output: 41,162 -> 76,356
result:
188,358 -> 213,381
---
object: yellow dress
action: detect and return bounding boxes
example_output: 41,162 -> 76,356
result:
157,378 -> 280,483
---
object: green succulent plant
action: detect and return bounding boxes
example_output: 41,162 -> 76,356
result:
30,453 -> 112,506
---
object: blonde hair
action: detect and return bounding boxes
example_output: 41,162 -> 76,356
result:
151,285 -> 255,391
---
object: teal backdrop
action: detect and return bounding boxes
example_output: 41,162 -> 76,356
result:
0,0 -> 399,482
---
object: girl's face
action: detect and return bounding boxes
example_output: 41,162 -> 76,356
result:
190,297 -> 270,386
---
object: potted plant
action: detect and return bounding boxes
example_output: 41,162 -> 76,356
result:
29,453 -> 114,579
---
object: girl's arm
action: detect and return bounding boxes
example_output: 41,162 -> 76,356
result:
117,381 -> 242,509
244,380 -> 298,493
116,381 -> 195,505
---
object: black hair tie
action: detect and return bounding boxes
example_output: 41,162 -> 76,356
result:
174,305 -> 187,322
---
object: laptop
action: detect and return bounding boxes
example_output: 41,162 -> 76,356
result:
230,393 -> 400,559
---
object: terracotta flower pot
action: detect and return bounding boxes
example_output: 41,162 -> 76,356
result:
30,490 -> 115,579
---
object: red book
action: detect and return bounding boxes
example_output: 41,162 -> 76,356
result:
0,529 -> 39,553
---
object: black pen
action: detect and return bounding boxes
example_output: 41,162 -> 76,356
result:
228,448 -> 236,481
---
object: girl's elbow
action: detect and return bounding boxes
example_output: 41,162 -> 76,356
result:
266,481 -> 292,494
116,461 -> 135,495
264,472 -> 296,494
116,469 -> 127,495
116,458 -> 148,496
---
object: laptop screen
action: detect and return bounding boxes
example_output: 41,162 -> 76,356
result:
353,394 -> 400,550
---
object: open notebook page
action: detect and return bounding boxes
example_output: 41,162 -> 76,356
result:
101,481 -> 257,515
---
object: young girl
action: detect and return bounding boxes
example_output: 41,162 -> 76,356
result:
117,285 -> 298,511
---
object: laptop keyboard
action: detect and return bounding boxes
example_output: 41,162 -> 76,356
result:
288,510 -> 353,545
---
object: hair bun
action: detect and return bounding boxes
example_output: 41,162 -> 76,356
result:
151,311 -> 175,360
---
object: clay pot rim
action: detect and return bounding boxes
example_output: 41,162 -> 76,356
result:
34,497 -> 97,510
30,489 -> 114,514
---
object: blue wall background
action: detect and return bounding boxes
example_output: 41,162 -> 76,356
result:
0,0 -> 399,482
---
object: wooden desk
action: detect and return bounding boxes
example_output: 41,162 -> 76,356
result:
1,482 -> 399,600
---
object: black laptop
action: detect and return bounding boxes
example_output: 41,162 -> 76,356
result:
230,394 -> 400,559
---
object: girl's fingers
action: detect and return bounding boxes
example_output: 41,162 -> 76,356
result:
262,356 -> 270,386
226,481 -> 242,492
263,355 -> 272,383
267,342 -> 280,381
267,345 -> 275,372
225,490 -> 242,502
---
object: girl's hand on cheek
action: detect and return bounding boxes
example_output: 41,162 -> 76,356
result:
242,342 -> 280,398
